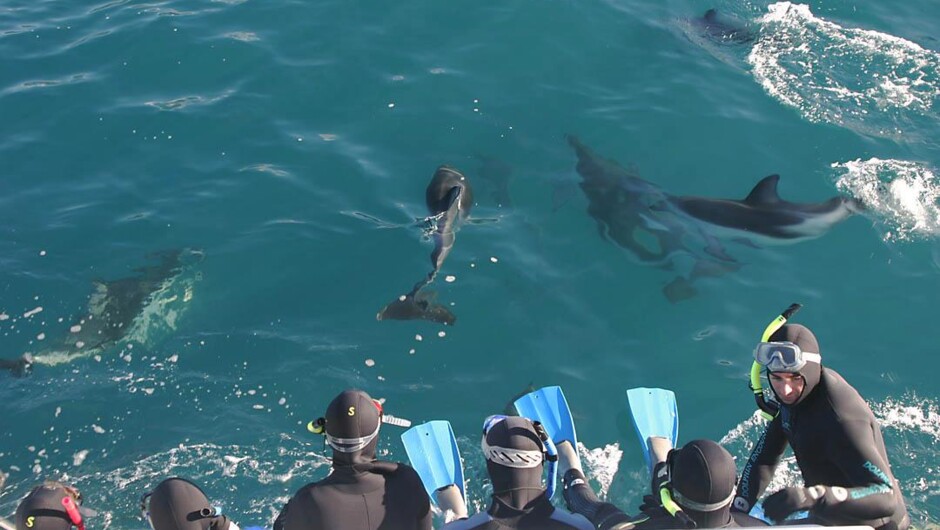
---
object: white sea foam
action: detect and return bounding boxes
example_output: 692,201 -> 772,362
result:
578,442 -> 623,500
748,3 -> 940,139
832,158 -> 940,242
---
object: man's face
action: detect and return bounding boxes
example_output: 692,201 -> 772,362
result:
769,372 -> 805,405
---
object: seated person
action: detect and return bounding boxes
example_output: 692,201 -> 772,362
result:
438,415 -> 593,530
562,438 -> 766,529
274,389 -> 431,530
141,477 -> 237,530
14,481 -> 94,530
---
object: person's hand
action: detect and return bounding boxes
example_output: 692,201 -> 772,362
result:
651,461 -> 669,496
763,487 -> 818,522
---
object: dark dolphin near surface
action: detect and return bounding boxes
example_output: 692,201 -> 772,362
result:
377,166 -> 473,325
568,135 -> 862,301
0,249 -> 202,375
691,9 -> 756,44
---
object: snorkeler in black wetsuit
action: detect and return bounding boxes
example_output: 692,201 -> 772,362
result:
141,478 -> 237,530
733,323 -> 910,530
273,389 -> 431,530
14,481 -> 93,530
439,416 -> 592,530
562,438 -> 766,529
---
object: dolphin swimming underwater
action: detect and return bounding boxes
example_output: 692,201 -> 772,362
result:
0,249 -> 201,375
568,136 -> 862,301
690,9 -> 756,44
377,166 -> 473,325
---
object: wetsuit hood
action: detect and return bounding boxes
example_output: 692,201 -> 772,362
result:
484,416 -> 544,509
146,478 -> 230,530
324,389 -> 381,466
769,324 -> 822,407
15,483 -> 78,530
670,440 -> 737,528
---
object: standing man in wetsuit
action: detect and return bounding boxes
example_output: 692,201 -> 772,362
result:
733,323 -> 910,530
273,389 -> 432,530
438,415 -> 593,530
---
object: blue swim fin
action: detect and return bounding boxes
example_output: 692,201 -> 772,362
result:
401,420 -> 466,506
513,385 -> 574,500
626,387 -> 679,474
513,385 -> 578,446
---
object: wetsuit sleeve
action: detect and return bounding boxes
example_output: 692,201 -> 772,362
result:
735,416 -> 788,511
810,418 -> 896,521
272,502 -> 287,530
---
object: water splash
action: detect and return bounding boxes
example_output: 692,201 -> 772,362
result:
832,158 -> 940,242
748,3 -> 940,140
578,442 -> 623,500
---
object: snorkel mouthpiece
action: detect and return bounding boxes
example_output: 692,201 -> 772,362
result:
750,303 -> 802,420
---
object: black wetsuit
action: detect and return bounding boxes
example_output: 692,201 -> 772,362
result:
443,493 -> 593,530
737,368 -> 909,530
273,462 -> 431,530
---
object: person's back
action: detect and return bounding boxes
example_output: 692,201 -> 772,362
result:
282,462 -> 428,530
274,389 -> 431,530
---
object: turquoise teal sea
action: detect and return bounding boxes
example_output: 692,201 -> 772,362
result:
2,0 -> 940,527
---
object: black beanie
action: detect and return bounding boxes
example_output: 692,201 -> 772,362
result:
769,324 -> 822,405
146,478 -> 230,530
323,389 -> 382,464
671,440 -> 737,511
15,484 -> 73,530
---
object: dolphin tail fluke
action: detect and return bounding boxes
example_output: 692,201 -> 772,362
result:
376,291 -> 456,326
0,353 -> 33,377
663,276 -> 698,303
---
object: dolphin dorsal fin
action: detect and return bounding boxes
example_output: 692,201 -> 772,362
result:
704,8 -> 717,21
744,174 -> 781,204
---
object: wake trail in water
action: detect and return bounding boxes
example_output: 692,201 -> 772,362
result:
831,158 -> 940,242
747,2 -> 940,141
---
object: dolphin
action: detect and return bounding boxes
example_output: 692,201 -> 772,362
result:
666,174 -> 863,245
691,9 -> 756,44
425,165 -> 474,278
0,249 -> 201,375
568,135 -> 862,301
377,166 -> 472,325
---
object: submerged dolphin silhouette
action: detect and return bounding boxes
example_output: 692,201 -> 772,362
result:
1,249 -> 201,375
692,9 -> 756,44
568,135 -> 862,301
377,166 -> 473,325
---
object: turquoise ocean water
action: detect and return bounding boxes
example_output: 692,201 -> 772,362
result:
2,0 -> 940,527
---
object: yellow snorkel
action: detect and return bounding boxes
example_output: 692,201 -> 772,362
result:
750,303 -> 802,420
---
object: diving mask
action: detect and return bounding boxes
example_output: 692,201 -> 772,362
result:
754,341 -> 820,373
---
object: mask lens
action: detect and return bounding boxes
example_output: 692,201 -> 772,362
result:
756,342 -> 802,370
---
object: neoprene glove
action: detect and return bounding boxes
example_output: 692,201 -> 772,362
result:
763,486 -> 817,522
650,461 -> 669,496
